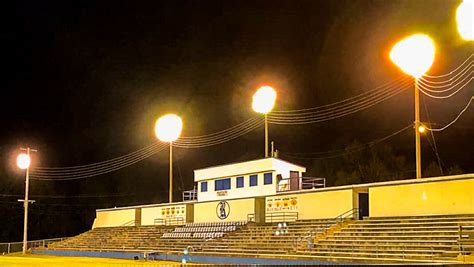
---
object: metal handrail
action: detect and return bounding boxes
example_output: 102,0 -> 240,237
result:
457,225 -> 474,256
247,213 -> 255,222
294,208 -> 359,251
154,216 -> 185,226
265,212 -> 298,223
120,220 -> 137,226
182,188 -> 197,202
277,177 -> 325,192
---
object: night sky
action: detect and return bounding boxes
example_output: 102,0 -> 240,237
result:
0,0 -> 472,241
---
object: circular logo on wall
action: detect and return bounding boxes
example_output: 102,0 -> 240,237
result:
216,200 -> 230,220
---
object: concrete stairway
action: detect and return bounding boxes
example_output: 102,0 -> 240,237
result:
296,214 -> 474,263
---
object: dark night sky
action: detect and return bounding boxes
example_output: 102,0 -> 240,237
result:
0,1 -> 472,241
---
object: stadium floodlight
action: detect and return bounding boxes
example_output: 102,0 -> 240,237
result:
16,153 -> 31,169
456,0 -> 473,40
155,114 -> 183,143
155,114 -> 183,203
252,86 -> 277,158
17,148 -> 37,255
390,34 -> 436,179
389,34 -> 435,78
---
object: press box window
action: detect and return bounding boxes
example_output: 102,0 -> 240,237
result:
249,175 -> 258,187
236,176 -> 244,188
215,178 -> 231,191
201,181 -> 208,192
264,173 -> 273,185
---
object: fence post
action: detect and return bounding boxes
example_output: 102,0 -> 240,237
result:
7,243 -> 10,254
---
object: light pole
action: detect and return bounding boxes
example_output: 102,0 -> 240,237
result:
252,86 -> 277,158
17,148 -> 36,255
155,114 -> 183,203
390,34 -> 435,179
456,0 -> 473,41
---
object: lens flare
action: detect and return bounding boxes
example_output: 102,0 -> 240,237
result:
252,86 -> 277,114
17,153 -> 31,169
390,34 -> 435,78
456,0 -> 474,40
155,114 -> 183,142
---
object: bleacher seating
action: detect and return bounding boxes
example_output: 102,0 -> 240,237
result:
161,221 -> 245,239
44,215 -> 474,263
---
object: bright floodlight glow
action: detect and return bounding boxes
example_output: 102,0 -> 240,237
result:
456,0 -> 474,40
389,34 -> 435,78
16,153 -> 31,169
418,125 -> 426,133
154,114 -> 183,142
252,86 -> 277,114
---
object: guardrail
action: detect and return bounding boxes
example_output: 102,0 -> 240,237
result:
293,208 -> 358,251
458,225 -> 474,256
265,212 -> 298,223
154,217 -> 185,226
120,220 -> 137,226
0,237 -> 67,254
277,177 -> 325,192
247,213 -> 255,222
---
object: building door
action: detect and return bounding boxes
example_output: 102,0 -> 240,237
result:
358,193 -> 369,220
289,171 -> 299,191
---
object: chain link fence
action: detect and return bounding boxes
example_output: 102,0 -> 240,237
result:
0,237 -> 67,254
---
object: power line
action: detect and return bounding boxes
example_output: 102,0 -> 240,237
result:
426,96 -> 474,132
280,124 -> 412,160
423,54 -> 473,79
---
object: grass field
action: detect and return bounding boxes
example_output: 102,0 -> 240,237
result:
0,254 -> 186,267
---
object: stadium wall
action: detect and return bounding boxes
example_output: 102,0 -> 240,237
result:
267,188 -> 355,220
194,198 -> 258,223
92,208 -> 135,228
370,174 -> 474,217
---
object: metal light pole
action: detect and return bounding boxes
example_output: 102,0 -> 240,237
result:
22,148 -> 30,255
17,147 -> 36,255
155,114 -> 182,203
252,86 -> 277,158
169,142 -> 173,203
264,114 -> 268,158
389,34 -> 435,179
414,79 -> 422,179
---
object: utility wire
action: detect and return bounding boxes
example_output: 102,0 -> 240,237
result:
280,124 -> 412,160
426,96 -> 474,132
271,77 -> 411,114
423,54 -> 473,79
417,77 -> 473,99
269,83 -> 411,124
418,66 -> 473,89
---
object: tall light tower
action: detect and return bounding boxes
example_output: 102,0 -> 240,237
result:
17,148 -> 36,255
252,86 -> 277,158
390,34 -> 435,179
155,114 -> 183,203
456,0 -> 474,41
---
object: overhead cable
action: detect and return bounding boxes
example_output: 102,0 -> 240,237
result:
426,96 -> 474,132
280,124 -> 412,160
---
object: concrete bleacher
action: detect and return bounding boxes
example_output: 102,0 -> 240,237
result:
44,214 -> 474,264
296,214 -> 474,263
161,221 -> 245,239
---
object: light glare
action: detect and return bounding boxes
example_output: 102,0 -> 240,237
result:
17,153 -> 31,169
155,114 -> 183,142
456,0 -> 474,40
389,34 -> 435,78
252,86 -> 277,114
418,125 -> 426,133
